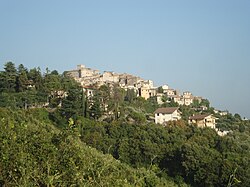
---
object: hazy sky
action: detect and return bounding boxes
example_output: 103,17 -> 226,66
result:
1,0 -> 250,118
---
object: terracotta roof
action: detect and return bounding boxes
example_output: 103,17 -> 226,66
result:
154,107 -> 179,114
189,114 -> 211,120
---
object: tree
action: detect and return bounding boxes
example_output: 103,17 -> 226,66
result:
125,89 -> 137,103
98,85 -> 111,113
161,95 -> 168,103
157,86 -> 164,93
0,71 -> 5,92
44,70 -> 61,94
3,62 -> 17,92
234,113 -> 242,121
60,87 -> 83,120
134,97 -> 147,111
89,92 -> 102,120
108,84 -> 125,120
43,71 -> 62,107
180,141 -> 222,186
200,99 -> 210,108
179,105 -> 195,121
28,67 -> 43,91
16,64 -> 28,92
144,96 -> 159,113
191,99 -> 200,108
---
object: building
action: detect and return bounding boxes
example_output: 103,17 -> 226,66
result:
189,114 -> 217,129
154,107 -> 181,125
83,86 -> 95,98
139,87 -> 157,100
182,91 -> 194,106
156,93 -> 165,104
102,71 -> 119,83
172,95 -> 184,105
162,85 -> 169,92
77,65 -> 100,78
165,89 -> 177,97
137,80 -> 157,100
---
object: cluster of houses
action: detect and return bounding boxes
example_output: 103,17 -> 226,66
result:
66,65 -> 229,136
66,65 -> 203,106
154,107 -> 229,136
66,64 -> 156,99
155,85 -> 203,106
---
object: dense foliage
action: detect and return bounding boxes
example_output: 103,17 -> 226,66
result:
0,108 -> 178,186
74,119 -> 250,187
1,62 -> 250,186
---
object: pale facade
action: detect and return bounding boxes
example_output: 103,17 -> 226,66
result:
139,87 -> 157,100
162,85 -> 169,92
182,91 -> 194,106
184,98 -> 193,106
172,95 -> 184,105
103,71 -> 119,83
139,87 -> 150,100
165,89 -> 176,97
189,114 -> 216,129
156,93 -> 164,104
83,87 -> 95,98
154,107 -> 181,125
66,65 -> 100,80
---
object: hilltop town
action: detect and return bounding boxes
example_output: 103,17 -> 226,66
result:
66,64 -> 203,106
65,64 -> 234,136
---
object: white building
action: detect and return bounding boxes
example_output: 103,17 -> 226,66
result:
154,107 -> 181,125
156,93 -> 165,104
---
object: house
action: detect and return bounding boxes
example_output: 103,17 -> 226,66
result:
172,95 -> 184,105
83,86 -> 95,98
182,91 -> 194,106
165,89 -> 177,97
154,107 -> 181,125
156,93 -> 165,104
161,85 -> 169,93
138,80 -> 157,100
139,87 -> 157,100
189,114 -> 217,129
66,65 -> 100,79
102,71 -> 119,83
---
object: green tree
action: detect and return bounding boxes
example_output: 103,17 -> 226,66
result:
125,89 -> 137,103
157,86 -> 164,93
44,70 -> 61,94
60,87 -> 83,120
16,64 -> 29,92
99,84 -> 111,113
234,113 -> 242,121
109,84 -> 125,120
89,92 -> 102,120
3,62 -> 17,92
191,99 -> 200,108
0,71 -> 6,92
28,67 -> 43,91
144,96 -> 159,113
43,70 -> 62,107
200,99 -> 210,108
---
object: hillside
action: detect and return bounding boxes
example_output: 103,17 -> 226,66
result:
0,108 -> 179,186
0,62 -> 250,186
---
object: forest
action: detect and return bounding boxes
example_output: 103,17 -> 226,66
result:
0,62 -> 250,186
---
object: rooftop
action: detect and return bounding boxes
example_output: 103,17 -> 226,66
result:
154,107 -> 179,114
189,114 -> 211,120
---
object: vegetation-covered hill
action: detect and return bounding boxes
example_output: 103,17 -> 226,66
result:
0,108 -> 179,186
1,62 -> 250,186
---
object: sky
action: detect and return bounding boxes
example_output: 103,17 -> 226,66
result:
1,0 -> 250,118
